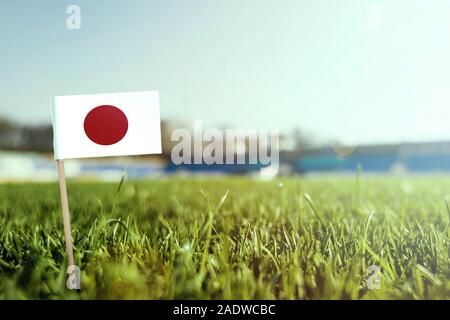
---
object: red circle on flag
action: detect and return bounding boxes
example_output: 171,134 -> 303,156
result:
84,105 -> 128,145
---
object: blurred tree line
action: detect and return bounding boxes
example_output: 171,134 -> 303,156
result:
0,118 -> 53,152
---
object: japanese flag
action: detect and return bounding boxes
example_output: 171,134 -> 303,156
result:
51,91 -> 162,160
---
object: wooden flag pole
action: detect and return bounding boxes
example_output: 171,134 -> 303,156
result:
56,159 -> 75,266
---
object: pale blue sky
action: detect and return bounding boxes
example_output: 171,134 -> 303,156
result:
1,0 -> 450,144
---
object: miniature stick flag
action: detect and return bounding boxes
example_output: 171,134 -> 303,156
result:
51,90 -> 162,282
52,91 -> 162,159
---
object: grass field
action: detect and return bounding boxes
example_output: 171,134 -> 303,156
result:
0,176 -> 449,299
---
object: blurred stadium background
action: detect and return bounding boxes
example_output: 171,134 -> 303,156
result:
2,117 -> 450,181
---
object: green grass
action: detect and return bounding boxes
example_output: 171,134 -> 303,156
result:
0,177 -> 449,299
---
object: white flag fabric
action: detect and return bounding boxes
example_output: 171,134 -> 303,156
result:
51,91 -> 161,160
